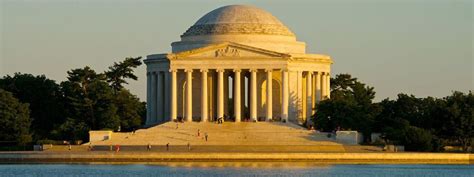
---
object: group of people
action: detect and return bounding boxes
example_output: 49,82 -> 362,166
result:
106,119 -> 215,153
197,129 -> 209,141
216,117 -> 224,124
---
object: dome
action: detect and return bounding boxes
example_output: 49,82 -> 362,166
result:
181,5 -> 295,37
172,5 -> 306,53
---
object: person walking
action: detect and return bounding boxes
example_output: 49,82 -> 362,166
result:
68,144 -> 72,151
205,133 -> 208,142
115,144 -> 120,153
166,143 -> 169,151
147,143 -> 152,151
187,142 -> 191,151
197,129 -> 200,137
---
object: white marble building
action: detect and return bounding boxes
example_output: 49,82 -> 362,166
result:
145,5 -> 332,126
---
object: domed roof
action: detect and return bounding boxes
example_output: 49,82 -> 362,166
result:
181,5 -> 294,37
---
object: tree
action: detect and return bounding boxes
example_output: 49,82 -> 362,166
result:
113,89 -> 144,131
60,67 -> 120,141
0,89 -> 32,145
0,73 -> 65,140
50,118 -> 89,142
104,57 -> 145,130
438,91 -> 473,151
105,57 -> 142,93
314,74 -> 380,142
403,126 -> 433,152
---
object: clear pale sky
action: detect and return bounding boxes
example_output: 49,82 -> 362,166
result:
1,0 -> 472,101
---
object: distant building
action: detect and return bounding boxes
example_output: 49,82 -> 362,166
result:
145,5 -> 332,126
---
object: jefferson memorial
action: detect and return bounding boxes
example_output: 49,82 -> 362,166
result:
145,5 -> 332,126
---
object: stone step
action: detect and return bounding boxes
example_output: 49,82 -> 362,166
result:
90,145 -> 348,153
89,122 -> 339,146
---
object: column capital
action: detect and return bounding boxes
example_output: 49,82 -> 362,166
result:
281,69 -> 289,72
233,69 -> 241,72
200,69 -> 208,73
265,69 -> 273,72
216,69 -> 225,72
249,69 -> 258,72
185,69 -> 193,73
169,69 -> 177,73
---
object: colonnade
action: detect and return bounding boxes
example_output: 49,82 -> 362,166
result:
146,69 -> 331,125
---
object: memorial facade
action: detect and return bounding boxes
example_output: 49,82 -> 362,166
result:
145,5 -> 332,126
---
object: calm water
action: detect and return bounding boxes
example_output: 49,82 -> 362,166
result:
0,163 -> 472,177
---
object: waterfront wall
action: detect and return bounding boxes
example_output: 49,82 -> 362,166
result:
0,152 -> 471,164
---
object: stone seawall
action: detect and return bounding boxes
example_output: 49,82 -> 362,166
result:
0,152 -> 472,164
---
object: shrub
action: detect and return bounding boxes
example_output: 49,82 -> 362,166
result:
403,126 -> 433,152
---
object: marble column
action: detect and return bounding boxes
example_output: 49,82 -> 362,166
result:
170,69 -> 177,121
217,69 -> 224,120
281,70 -> 289,122
250,69 -> 257,122
306,71 -> 312,125
320,72 -> 326,100
156,71 -> 163,123
315,72 -> 321,103
234,69 -> 241,122
201,69 -> 208,122
146,72 -> 151,125
164,71 -> 170,121
326,73 -> 331,99
297,71 -> 303,121
311,72 -> 316,115
151,72 -> 157,124
185,69 -> 193,122
266,69 -> 273,121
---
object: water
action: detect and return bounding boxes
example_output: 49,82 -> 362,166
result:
0,163 -> 472,177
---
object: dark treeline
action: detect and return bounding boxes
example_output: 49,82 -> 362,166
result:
0,57 -> 145,146
314,74 -> 473,152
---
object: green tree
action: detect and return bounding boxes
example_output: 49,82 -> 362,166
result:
0,73 -> 65,140
374,95 -> 439,151
50,118 -> 89,142
114,89 -> 144,131
60,67 -> 120,141
438,91 -> 473,151
105,57 -> 142,93
104,57 -> 145,130
403,126 -> 433,152
314,74 -> 380,142
0,89 -> 32,145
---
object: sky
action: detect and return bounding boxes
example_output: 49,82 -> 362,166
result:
1,0 -> 472,101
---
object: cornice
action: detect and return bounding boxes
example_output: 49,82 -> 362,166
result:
181,24 -> 295,37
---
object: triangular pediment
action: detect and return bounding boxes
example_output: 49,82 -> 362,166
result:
171,42 -> 290,59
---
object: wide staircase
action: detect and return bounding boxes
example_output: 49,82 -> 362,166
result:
86,122 -> 383,153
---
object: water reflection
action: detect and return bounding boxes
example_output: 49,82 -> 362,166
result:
87,161 -> 333,169
0,163 -> 472,177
